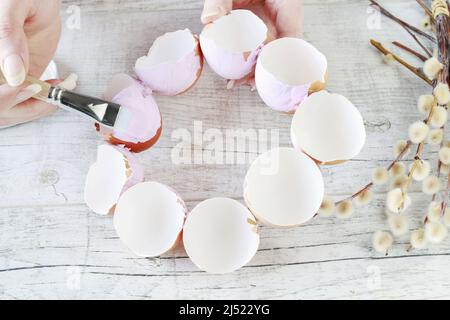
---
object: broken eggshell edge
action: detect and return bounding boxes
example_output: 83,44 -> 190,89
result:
99,73 -> 162,153
84,144 -> 144,215
255,37 -> 328,113
200,9 -> 268,80
135,29 -> 204,96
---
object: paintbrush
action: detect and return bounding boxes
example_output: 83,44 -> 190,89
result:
0,74 -> 121,127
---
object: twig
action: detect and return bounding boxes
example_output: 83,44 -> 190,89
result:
416,0 -> 435,21
370,0 -> 436,43
336,141 -> 412,204
392,41 -> 428,61
370,39 -> 433,85
404,27 -> 433,58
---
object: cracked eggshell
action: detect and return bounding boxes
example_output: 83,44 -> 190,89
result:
255,37 -> 328,113
135,29 -> 203,96
100,73 -> 162,153
291,91 -> 366,164
200,9 -> 268,80
244,147 -> 324,227
84,144 -> 144,215
183,197 -> 259,274
114,181 -> 187,257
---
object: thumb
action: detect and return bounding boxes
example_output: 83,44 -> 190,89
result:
0,4 -> 29,87
201,0 -> 232,24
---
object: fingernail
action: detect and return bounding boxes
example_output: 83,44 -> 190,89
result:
16,84 -> 42,103
3,54 -> 26,87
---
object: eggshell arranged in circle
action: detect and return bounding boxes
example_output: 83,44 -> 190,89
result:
183,198 -> 260,274
291,91 -> 366,164
255,37 -> 328,112
84,144 -> 144,215
135,29 -> 203,95
200,9 -> 268,80
101,73 -> 162,153
114,182 -> 187,257
244,147 -> 324,227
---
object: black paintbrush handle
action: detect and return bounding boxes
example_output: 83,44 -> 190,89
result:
48,87 -> 120,127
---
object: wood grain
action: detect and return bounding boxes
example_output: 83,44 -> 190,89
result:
1,0 -> 449,299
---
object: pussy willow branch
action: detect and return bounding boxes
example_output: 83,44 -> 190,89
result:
370,40 -> 433,85
404,27 -> 433,58
370,0 -> 436,43
336,141 -> 412,204
392,41 -> 428,61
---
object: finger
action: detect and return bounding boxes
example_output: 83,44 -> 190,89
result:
0,1 -> 30,86
265,0 -> 304,38
0,83 -> 41,111
6,79 -> 62,122
201,0 -> 232,24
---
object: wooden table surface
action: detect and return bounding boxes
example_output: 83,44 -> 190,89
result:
1,0 -> 449,300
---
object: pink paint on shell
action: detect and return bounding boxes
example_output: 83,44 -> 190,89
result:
200,37 -> 263,80
255,38 -> 328,113
136,49 -> 202,95
135,29 -> 203,95
255,63 -> 310,112
111,81 -> 161,144
113,145 -> 145,193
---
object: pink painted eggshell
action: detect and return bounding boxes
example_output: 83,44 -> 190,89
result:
100,73 -> 162,153
135,29 -> 203,96
200,9 -> 267,80
255,37 -> 328,112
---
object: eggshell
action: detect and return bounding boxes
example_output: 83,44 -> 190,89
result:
101,73 -> 162,153
114,181 -> 187,257
84,144 -> 144,215
255,37 -> 328,112
291,91 -> 366,164
135,29 -> 203,95
183,197 -> 259,274
244,147 -> 324,227
200,9 -> 268,80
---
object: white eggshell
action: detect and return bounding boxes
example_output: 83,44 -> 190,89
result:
114,181 -> 186,257
135,29 -> 203,95
84,144 -> 144,215
255,37 -> 327,112
291,91 -> 366,164
200,9 -> 267,80
244,147 -> 324,227
183,198 -> 259,274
